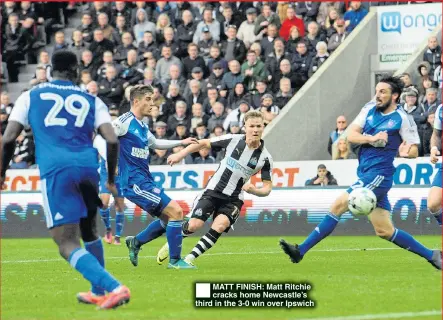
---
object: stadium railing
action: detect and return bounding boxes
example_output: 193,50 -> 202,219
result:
263,5 -> 442,162
331,24 -> 442,153
263,9 -> 378,161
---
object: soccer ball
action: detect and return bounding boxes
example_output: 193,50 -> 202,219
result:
348,187 -> 377,216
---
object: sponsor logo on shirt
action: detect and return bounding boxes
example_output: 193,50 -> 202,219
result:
227,157 -> 254,176
131,147 -> 150,159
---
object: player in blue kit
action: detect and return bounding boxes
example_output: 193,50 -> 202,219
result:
97,154 -> 126,245
427,104 -> 442,226
280,76 -> 442,270
94,84 -> 198,269
0,51 -> 130,309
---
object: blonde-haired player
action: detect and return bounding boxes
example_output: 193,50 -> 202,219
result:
157,110 -> 273,266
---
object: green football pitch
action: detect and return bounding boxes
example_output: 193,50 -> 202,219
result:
2,236 -> 442,320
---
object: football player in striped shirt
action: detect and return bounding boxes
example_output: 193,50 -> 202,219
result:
156,110 -> 273,266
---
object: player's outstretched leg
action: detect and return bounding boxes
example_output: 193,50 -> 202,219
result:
427,184 -> 442,226
114,212 -> 124,245
184,217 -> 225,266
80,237 -> 106,305
52,223 -> 130,309
114,198 -> 126,245
99,194 -> 112,244
280,193 -> 348,263
156,220 -> 196,265
126,218 -> 167,266
164,205 -> 193,269
75,196 -> 131,309
162,201 -> 195,269
370,208 -> 442,270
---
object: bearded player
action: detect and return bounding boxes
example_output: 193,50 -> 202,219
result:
280,76 -> 442,270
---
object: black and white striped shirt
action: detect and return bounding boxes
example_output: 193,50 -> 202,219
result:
206,134 -> 273,199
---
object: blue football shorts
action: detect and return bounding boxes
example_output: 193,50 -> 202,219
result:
431,167 -> 442,188
123,181 -> 171,217
99,173 -> 123,197
346,174 -> 393,212
41,166 -> 100,229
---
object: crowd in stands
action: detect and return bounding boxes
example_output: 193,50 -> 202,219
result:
0,1 -> 439,168
329,34 -> 442,160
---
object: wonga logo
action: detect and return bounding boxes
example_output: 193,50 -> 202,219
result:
381,12 -> 401,33
381,10 -> 442,34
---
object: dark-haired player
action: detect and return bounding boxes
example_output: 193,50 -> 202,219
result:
280,76 -> 442,270
1,50 -> 130,309
94,85 -> 198,269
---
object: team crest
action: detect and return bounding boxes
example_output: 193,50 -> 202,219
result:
194,208 -> 203,216
387,119 -> 396,128
249,157 -> 258,166
153,187 -> 161,194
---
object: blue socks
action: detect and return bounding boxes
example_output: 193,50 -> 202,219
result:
135,219 -> 167,245
297,212 -> 435,262
68,248 -> 120,293
167,220 -> 183,261
115,212 -> 125,237
99,208 -> 111,230
389,228 -> 434,261
299,213 -> 339,256
133,219 -> 184,261
84,238 -> 105,295
430,209 -> 442,226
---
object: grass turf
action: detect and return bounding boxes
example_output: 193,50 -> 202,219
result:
1,236 -> 441,320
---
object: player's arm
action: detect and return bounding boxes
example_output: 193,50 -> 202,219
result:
399,114 -> 421,159
243,180 -> 272,197
149,134 -> 198,150
94,98 -> 119,184
167,139 -> 211,165
347,104 -> 387,146
347,123 -> 387,146
430,128 -> 442,164
98,123 -> 119,184
1,92 -> 29,183
243,156 -> 273,197
167,134 -> 235,166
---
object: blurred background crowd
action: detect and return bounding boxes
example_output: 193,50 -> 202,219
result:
0,1 -> 440,168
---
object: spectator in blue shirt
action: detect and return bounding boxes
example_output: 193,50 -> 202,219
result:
343,1 -> 368,33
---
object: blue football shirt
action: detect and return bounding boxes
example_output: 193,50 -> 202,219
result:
353,101 -> 420,178
8,80 -> 111,178
111,112 -> 159,189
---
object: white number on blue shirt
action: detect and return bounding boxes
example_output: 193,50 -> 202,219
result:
41,93 -> 90,127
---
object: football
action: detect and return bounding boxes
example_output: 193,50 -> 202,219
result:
348,187 -> 377,216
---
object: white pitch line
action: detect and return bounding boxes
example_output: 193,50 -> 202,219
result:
292,310 -> 442,320
0,247 -> 405,264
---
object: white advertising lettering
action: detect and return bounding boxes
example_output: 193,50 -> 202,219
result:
377,3 -> 442,70
2,157 -> 440,192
